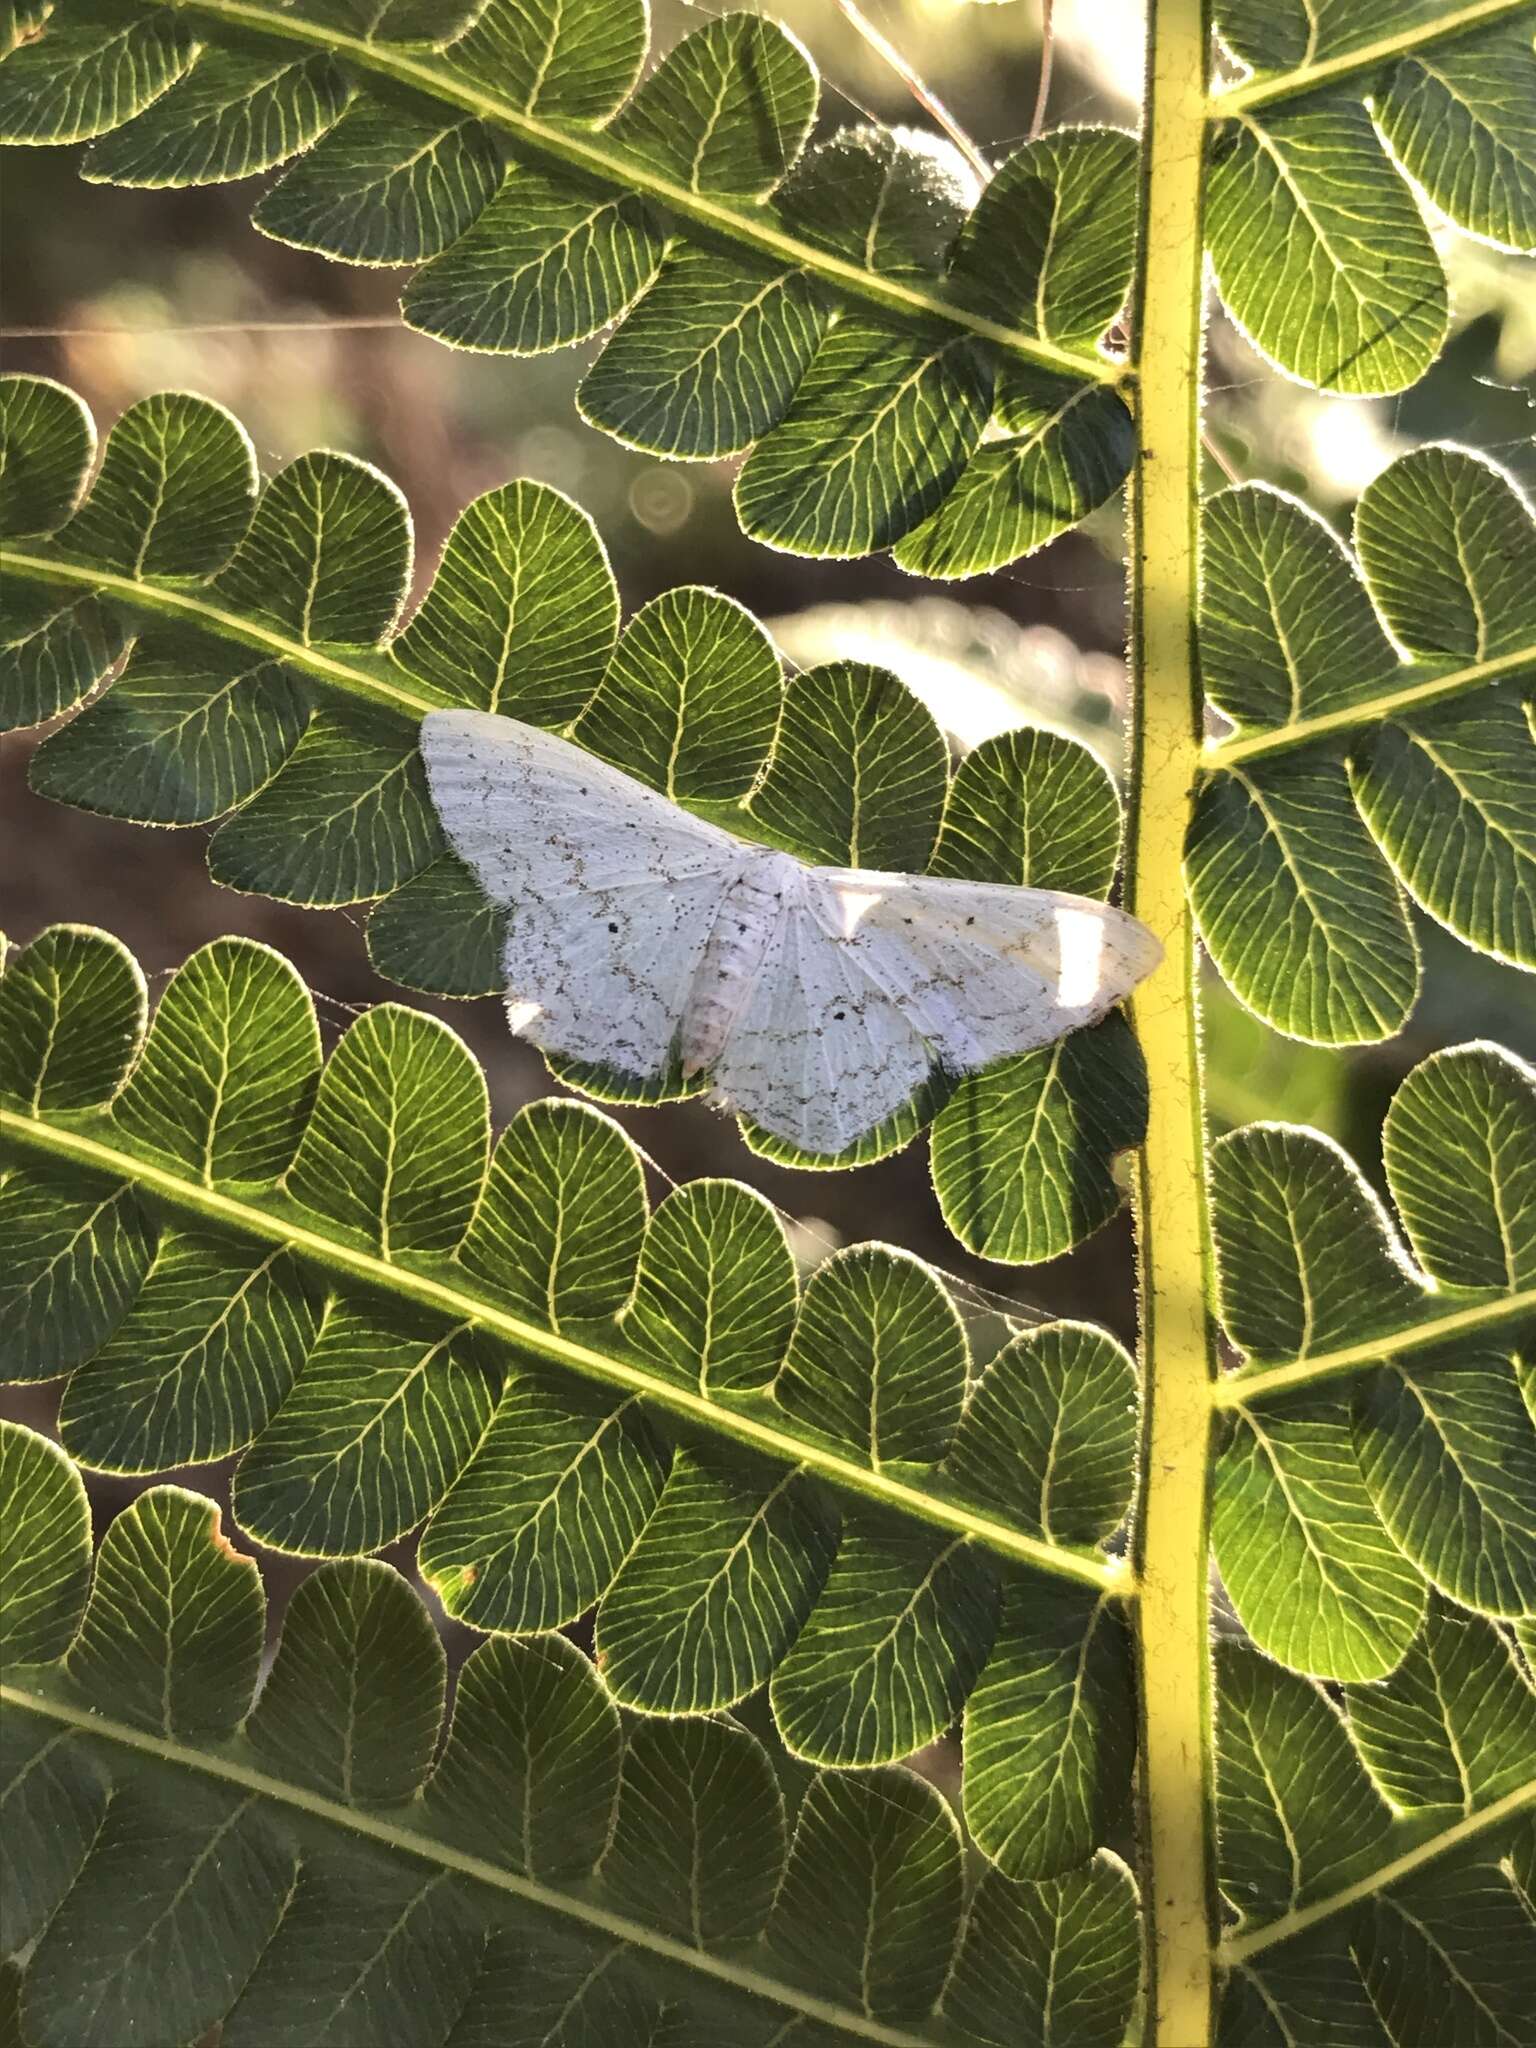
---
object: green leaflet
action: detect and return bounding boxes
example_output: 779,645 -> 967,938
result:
767,1768 -> 962,2020
1211,1047 -> 1536,1680
1197,447 -> 1536,1021
932,726 -> 1123,896
24,1767 -> 298,2048
1210,1123 -> 1426,1367
1215,0 -> 1449,70
2,380 -> 1148,1234
30,626 -> 313,827
253,95 -> 504,265
232,1302 -> 504,1556
0,2 -> 1135,565
1352,1349 -> 1536,1616
458,1099 -> 646,1328
931,1014 -> 1148,1264
1214,1043 -> 1536,1391
573,587 -> 781,806
1200,487 -> 1399,733
0,1427 -> 90,1668
891,373 -> 1136,582
593,1447 -> 837,1714
0,374 -> 94,536
604,1714 -> 785,1947
622,1178 -> 798,1397
0,929 -> 157,1380
1344,1593 -> 1536,1813
1380,1042 -> 1536,1294
363,852 -> 505,996
604,11 -> 818,204
0,0 -> 195,144
57,388 -> 258,578
392,478 -> 617,719
0,922 -> 146,1115
944,1853 -> 1141,2048
577,246 -> 831,460
774,121 -> 976,280
57,1229 -> 320,1473
1216,1633 -> 1536,2043
1217,1641 -> 1393,1925
1186,749 -> 1421,1045
948,129 -> 1139,352
1352,444 -> 1536,666
1212,1394 -> 1428,1682
774,1244 -> 968,1467
1352,1854 -> 1536,2046
402,166 -> 667,354
71,1485 -> 265,1735
0,577 -> 129,729
747,659 -> 949,872
1208,97 -> 1447,397
1374,21 -> 1536,254
769,1515 -> 1000,1768
214,446 -> 411,645
441,0 -> 647,121
83,43 -> 356,188
960,1582 -> 1135,1882
1350,688 -> 1536,970
733,320 -> 994,559
7,1427 -> 1132,2046
882,127 -> 1138,579
0,925 -> 1139,1886
418,1370 -> 667,1633
945,1322 -> 1139,1546
246,1558 -> 446,1801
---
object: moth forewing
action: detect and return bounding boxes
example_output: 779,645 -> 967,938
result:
421,709 -> 1161,1148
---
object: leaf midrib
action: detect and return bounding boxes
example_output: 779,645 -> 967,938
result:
0,1681 -> 939,2048
170,0 -> 1110,383
1215,1281 -> 1536,1405
0,1102 -> 1122,1593
1214,0 -> 1535,116
1202,646 -> 1536,771
2,548 -> 439,719
18,547 -> 1519,774
1220,1772 -> 1536,1963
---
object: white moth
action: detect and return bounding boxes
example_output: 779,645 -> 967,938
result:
422,711 -> 1162,1155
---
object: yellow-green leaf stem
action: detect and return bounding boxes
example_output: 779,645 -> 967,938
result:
1215,1283 -> 1536,1405
1,547 -> 442,721
0,1103 -> 1125,1595
1202,642 -> 1536,771
168,0 -> 1112,386
1221,1775 -> 1536,1964
1215,0 -> 1535,115
1124,4 -> 1219,2044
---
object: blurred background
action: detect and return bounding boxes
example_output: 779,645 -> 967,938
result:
3,0 -> 1534,1614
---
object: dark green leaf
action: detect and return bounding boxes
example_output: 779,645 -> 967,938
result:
1208,98 -> 1447,396
768,1767 -> 961,2021
931,1013 -> 1147,1264
392,478 -> 617,720
963,1582 -> 1134,1880
734,321 -> 992,558
1188,754 -> 1420,1045
254,96 -> 503,265
57,389 -> 256,578
747,660 -> 948,870
770,1513 -> 999,1767
774,1244 -> 967,1467
0,1422 -> 90,1667
0,374 -> 93,536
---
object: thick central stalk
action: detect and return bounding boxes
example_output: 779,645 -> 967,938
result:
1123,2 -> 1218,2042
